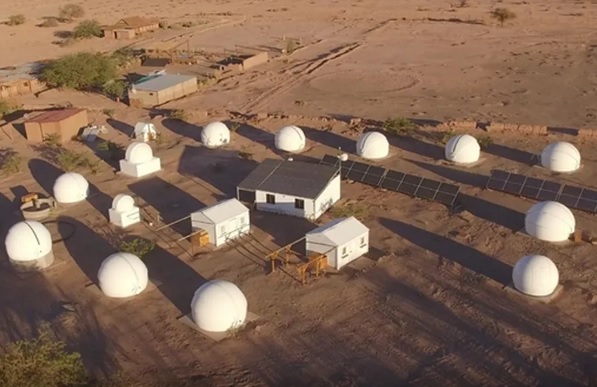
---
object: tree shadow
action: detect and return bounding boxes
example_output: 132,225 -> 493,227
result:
178,145 -> 258,198
82,136 -> 125,170
57,216 -> 116,285
386,133 -> 444,160
457,194 -> 525,232
484,143 -> 538,166
28,158 -> 63,196
128,176 -> 205,237
162,118 -> 202,142
145,243 -> 206,315
53,30 -> 72,39
302,126 -> 356,153
106,118 -> 134,138
379,217 -> 512,286
406,159 -> 489,188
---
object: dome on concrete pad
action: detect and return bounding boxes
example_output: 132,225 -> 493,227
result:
356,132 -> 389,160
275,125 -> 306,153
201,121 -> 230,148
125,142 -> 154,164
5,221 -> 52,262
541,142 -> 581,173
190,280 -> 247,332
445,134 -> 480,164
53,172 -> 89,204
512,255 -> 559,297
112,194 -> 135,212
98,252 -> 148,298
525,201 -> 575,242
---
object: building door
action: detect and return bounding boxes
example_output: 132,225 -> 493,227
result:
237,189 -> 256,203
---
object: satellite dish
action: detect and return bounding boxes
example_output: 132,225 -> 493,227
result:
338,153 -> 349,162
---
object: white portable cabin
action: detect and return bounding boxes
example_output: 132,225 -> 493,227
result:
305,217 -> 369,270
191,198 -> 250,247
133,122 -> 157,142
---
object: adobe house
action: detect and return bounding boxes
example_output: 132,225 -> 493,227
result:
102,17 -> 160,40
127,72 -> 198,107
0,63 -> 46,99
23,108 -> 88,143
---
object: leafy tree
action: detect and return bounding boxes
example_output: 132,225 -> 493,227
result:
0,324 -> 89,387
383,117 -> 416,135
42,52 -> 117,90
59,4 -> 85,21
72,19 -> 102,39
490,8 -> 516,27
102,80 -> 128,101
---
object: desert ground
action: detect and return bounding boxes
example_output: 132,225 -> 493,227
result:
1,0 -> 597,386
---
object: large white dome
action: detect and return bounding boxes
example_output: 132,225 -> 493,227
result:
190,280 -> 247,332
98,252 -> 148,298
356,132 -> 389,160
201,121 -> 230,148
512,255 -> 559,297
275,125 -> 306,153
112,194 -> 135,212
5,221 -> 52,262
53,172 -> 89,204
541,142 -> 581,173
445,134 -> 480,164
525,201 -> 575,242
125,142 -> 154,164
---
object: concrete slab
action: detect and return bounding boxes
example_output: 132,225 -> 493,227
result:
177,311 -> 260,341
504,283 -> 564,304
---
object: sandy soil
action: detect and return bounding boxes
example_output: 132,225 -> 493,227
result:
1,0 -> 597,386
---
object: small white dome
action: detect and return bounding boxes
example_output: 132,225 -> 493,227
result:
125,142 -> 154,164
275,125 -> 306,153
356,132 -> 389,160
541,142 -> 581,173
201,121 -> 230,148
53,172 -> 89,204
98,252 -> 148,298
512,255 -> 559,297
112,194 -> 135,212
5,221 -> 52,262
191,280 -> 247,332
525,201 -> 575,242
445,134 -> 480,164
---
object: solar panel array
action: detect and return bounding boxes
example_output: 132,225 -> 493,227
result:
486,169 -> 597,214
320,155 -> 461,207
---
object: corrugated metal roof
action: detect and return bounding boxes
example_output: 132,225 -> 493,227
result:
193,198 -> 249,225
132,73 -> 196,92
25,108 -> 86,124
307,217 -> 368,246
237,159 -> 339,199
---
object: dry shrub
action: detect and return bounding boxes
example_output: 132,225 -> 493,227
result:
0,149 -> 22,175
7,14 -> 26,26
59,4 -> 85,22
383,117 -> 416,135
39,18 -> 59,27
120,238 -> 156,259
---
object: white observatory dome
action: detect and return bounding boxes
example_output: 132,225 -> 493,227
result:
201,121 -> 230,148
525,201 -> 575,242
98,252 -> 148,298
356,132 -> 389,160
445,134 -> 481,164
541,142 -> 581,173
125,142 -> 154,164
53,172 -> 89,204
5,221 -> 52,262
112,194 -> 135,212
191,280 -> 248,332
512,255 -> 559,297
275,125 -> 306,153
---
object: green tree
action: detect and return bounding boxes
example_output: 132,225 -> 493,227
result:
490,8 -> 516,27
42,52 -> 117,90
0,324 -> 89,387
102,80 -> 127,101
72,19 -> 102,39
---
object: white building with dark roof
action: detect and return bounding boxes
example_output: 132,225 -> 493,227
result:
191,198 -> 250,247
236,159 -> 340,220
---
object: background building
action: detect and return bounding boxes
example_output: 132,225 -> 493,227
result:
128,72 -> 198,107
23,108 -> 88,143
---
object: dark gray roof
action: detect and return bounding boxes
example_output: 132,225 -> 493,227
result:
237,159 -> 339,199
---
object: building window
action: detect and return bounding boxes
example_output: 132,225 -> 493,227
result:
360,236 -> 366,247
266,194 -> 275,204
149,92 -> 154,96
341,246 -> 347,257
295,199 -> 304,209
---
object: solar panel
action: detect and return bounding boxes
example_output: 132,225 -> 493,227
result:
362,165 -> 386,187
380,170 -> 405,191
320,155 -> 338,167
486,170 -> 562,202
397,174 -> 422,196
557,185 -> 597,214
486,170 -> 510,191
434,183 -> 461,206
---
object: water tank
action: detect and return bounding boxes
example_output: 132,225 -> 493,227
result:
5,221 -> 52,262
512,255 -> 559,296
541,142 -> 581,173
125,142 -> 154,164
356,132 -> 389,160
112,194 -> 135,212
201,121 -> 230,148
190,280 -> 247,332
53,172 -> 89,204
445,134 -> 480,164
525,201 -> 575,242
275,125 -> 306,153
98,252 -> 148,298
